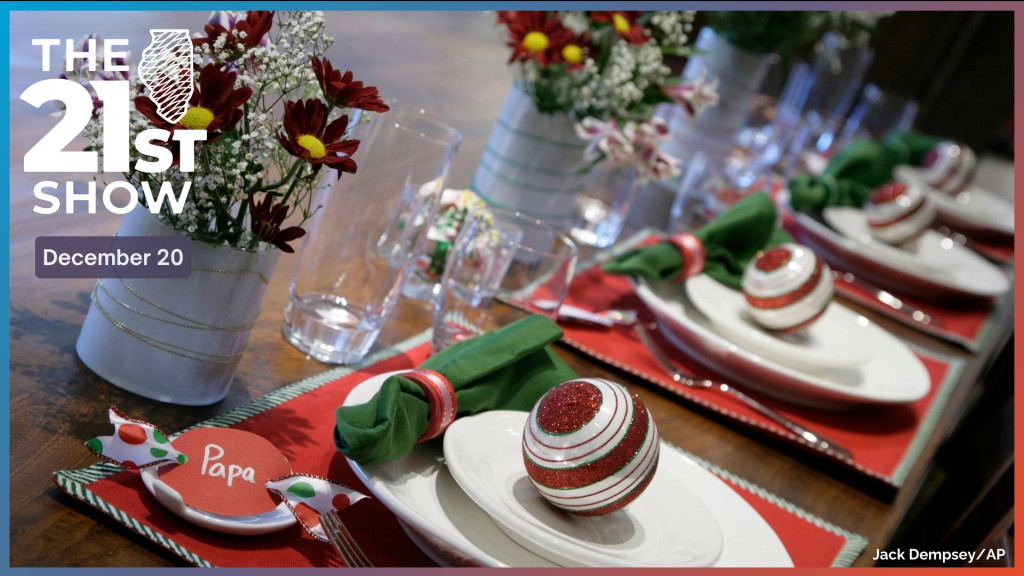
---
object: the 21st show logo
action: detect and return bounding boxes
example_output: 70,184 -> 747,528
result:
22,33 -> 206,215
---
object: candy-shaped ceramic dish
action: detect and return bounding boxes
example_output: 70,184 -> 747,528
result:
742,243 -> 833,332
864,181 -> 935,245
919,141 -> 977,195
522,378 -> 659,516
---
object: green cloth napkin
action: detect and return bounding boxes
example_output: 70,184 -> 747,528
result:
603,191 -> 791,290
334,314 -> 577,464
788,130 -> 943,213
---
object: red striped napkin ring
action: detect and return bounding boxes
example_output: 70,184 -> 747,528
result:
403,369 -> 458,443
667,233 -> 706,282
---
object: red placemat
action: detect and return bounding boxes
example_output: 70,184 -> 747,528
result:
560,250 -> 965,490
831,265 -> 1010,353
54,332 -> 866,567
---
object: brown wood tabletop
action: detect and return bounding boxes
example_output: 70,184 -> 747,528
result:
9,11 -> 1014,568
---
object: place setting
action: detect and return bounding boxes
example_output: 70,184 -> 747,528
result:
554,191 -> 966,490
335,322 -> 864,568
779,133 -> 1013,350
894,141 -> 1014,249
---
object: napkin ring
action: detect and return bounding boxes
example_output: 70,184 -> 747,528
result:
667,233 -> 705,282
403,369 -> 457,442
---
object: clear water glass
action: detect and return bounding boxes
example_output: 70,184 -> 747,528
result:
282,101 -> 461,364
432,207 -> 577,353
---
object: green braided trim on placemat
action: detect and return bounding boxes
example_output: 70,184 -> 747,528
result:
889,345 -> 966,487
664,443 -> 868,567
53,468 -> 214,567
51,330 -> 432,567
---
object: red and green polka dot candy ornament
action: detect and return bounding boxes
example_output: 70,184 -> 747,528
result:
85,406 -> 187,469
83,407 -> 368,543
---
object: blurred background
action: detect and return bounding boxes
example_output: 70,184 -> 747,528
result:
747,10 -> 1013,155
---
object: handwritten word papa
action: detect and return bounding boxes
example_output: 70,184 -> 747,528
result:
200,443 -> 256,487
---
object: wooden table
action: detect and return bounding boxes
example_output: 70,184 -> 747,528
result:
8,11 -> 1013,567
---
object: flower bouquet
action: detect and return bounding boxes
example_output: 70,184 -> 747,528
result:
71,10 -> 390,404
473,10 -> 715,246
128,11 -> 387,252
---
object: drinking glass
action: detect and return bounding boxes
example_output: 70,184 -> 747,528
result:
570,163 -> 641,249
282,101 -> 462,364
838,83 -> 919,144
432,207 -> 578,353
670,151 -> 775,233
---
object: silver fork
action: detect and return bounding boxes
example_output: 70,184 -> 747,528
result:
633,322 -> 853,460
320,509 -> 374,567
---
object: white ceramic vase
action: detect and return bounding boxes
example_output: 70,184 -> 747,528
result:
471,84 -> 589,231
76,207 -> 279,405
657,27 -> 774,192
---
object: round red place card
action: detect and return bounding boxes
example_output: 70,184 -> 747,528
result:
156,428 -> 292,517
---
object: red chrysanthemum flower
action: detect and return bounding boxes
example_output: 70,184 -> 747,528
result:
561,32 -> 591,72
135,63 -> 252,144
311,57 -> 390,113
591,11 -> 649,45
248,194 -> 305,253
194,11 -> 274,53
277,99 -> 361,179
504,11 -> 573,66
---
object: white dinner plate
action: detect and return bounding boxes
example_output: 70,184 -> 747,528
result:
444,411 -> 722,567
784,207 -> 1006,303
345,372 -> 793,567
895,165 -> 1015,237
686,274 -> 871,374
635,278 -> 930,409
822,206 -> 1010,299
140,466 -> 297,536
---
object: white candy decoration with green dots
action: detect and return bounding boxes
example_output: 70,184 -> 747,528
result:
85,406 -> 187,469
266,474 -> 369,541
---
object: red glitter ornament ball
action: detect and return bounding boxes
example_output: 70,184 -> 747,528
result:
743,243 -> 833,332
921,141 -> 977,195
522,378 -> 659,516
865,180 -> 934,245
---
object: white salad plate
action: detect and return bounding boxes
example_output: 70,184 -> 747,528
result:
635,279 -> 930,409
140,466 -> 297,536
686,274 -> 872,374
895,165 -> 1014,237
821,206 -> 1009,299
444,410 -> 723,568
344,373 -> 792,567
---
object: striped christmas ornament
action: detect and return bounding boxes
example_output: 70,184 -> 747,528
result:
522,378 -> 659,516
743,243 -> 833,332
920,141 -> 977,195
864,181 -> 935,245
